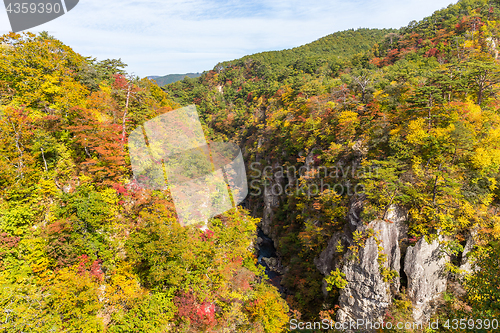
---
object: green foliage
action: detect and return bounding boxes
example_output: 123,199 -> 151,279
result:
0,205 -> 33,236
109,291 -> 177,332
325,268 -> 348,291
3,0 -> 500,328
464,242 -> 500,317
150,73 -> 202,87
0,31 -> 286,332
166,0 -> 500,321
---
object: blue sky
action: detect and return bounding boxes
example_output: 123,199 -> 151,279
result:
0,0 -> 457,77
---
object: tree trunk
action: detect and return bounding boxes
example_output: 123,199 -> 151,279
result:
122,84 -> 131,147
41,147 -> 48,172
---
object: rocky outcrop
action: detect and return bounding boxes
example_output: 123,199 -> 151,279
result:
384,205 -> 408,241
460,230 -> 477,274
315,231 -> 350,297
262,257 -> 285,274
486,37 -> 499,60
261,161 -> 284,239
318,199 -> 459,327
404,236 -> 450,323
336,218 -> 403,325
315,231 -> 349,277
313,199 -> 409,326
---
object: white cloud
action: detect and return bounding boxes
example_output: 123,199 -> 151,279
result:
0,0 -> 457,76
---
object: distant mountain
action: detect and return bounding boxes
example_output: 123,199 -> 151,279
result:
147,73 -> 202,86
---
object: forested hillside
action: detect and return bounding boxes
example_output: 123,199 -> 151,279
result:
0,32 -> 289,332
166,0 -> 500,329
149,73 -> 202,87
1,0 -> 500,331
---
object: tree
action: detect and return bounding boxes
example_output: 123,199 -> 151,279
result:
462,57 -> 500,105
464,242 -> 500,318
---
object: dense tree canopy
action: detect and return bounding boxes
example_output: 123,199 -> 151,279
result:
2,0 -> 500,331
0,32 -> 289,332
167,0 -> 500,323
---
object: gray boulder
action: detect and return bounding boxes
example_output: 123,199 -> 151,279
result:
336,219 -> 402,325
404,236 -> 450,323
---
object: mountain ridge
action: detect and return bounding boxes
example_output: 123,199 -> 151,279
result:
147,72 -> 202,86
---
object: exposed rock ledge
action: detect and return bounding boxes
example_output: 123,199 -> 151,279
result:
315,200 -> 454,330
336,217 -> 403,325
404,236 -> 450,323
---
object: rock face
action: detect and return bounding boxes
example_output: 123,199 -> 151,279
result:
262,257 -> 284,274
317,200 -> 455,327
336,219 -> 402,325
314,231 -> 350,297
404,236 -> 450,323
460,230 -> 477,274
315,231 -> 349,277
384,205 -> 408,241
261,161 -> 284,239
314,200 -> 409,326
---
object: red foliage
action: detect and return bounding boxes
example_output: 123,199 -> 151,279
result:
112,74 -> 129,90
0,232 -> 20,250
77,254 -> 90,274
112,183 -> 129,196
425,47 -> 439,58
200,229 -> 215,241
90,259 -> 104,281
76,254 -> 104,281
408,236 -> 421,244
174,292 -> 217,329
0,233 -> 20,268
370,57 -> 383,68
381,49 -> 400,66
65,107 -> 127,185
197,302 -> 215,324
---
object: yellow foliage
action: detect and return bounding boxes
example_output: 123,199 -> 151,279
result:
406,118 -> 427,144
99,82 -> 112,95
93,110 -> 113,123
471,147 -> 500,170
107,263 -> 145,307
430,123 -> 455,139
464,99 -> 483,124
486,126 -> 500,146
373,89 -> 388,100
492,215 -> 500,239
41,75 -> 61,95
411,156 -> 424,178
247,283 -> 289,333
49,264 -> 104,332
100,187 -> 120,216
338,110 -> 359,126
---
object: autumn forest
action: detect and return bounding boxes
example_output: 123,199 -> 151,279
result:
1,0 -> 500,332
